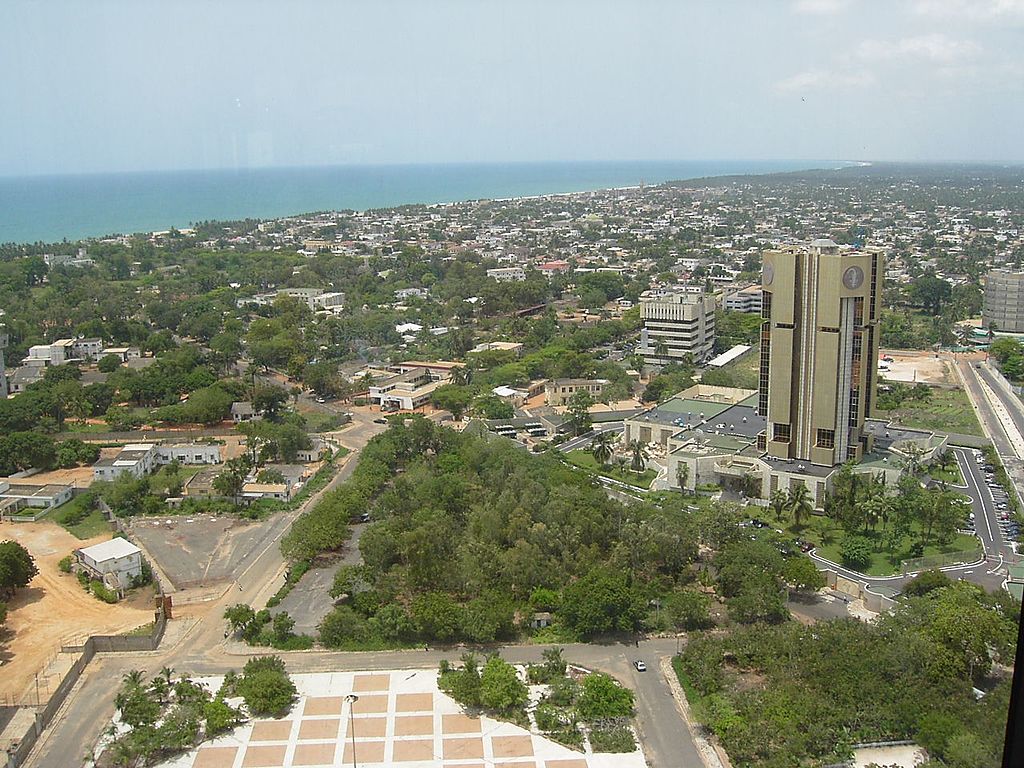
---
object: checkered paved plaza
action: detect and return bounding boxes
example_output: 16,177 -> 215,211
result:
154,670 -> 647,768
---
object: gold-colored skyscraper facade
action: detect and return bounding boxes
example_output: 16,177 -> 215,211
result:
759,239 -> 884,467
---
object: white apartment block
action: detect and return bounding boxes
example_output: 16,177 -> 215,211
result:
723,285 -> 763,314
487,267 -> 526,283
639,292 -> 717,365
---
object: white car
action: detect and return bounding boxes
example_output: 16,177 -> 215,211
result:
633,660 -> 647,672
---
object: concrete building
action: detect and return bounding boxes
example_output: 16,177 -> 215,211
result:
486,267 -> 526,282
75,537 -> 142,592
639,291 -> 716,365
103,347 -> 142,362
471,341 -> 524,357
723,285 -> 763,313
760,239 -> 884,466
0,481 -> 73,513
545,378 -> 608,407
94,442 -> 221,481
370,366 -> 451,411
154,443 -> 222,465
93,444 -> 159,481
231,402 -> 257,423
983,269 -> 1024,333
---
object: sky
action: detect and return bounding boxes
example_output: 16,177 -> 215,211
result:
1,0 -> 1023,176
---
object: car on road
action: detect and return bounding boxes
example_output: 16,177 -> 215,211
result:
373,418 -> 388,424
634,660 -> 647,672
315,396 -> 326,403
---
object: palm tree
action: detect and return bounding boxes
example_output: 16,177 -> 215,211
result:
450,365 -> 472,387
787,483 -> 813,528
590,432 -> 614,467
769,489 -> 788,524
629,440 -> 649,474
676,462 -> 690,495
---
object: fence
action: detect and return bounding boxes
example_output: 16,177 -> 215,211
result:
4,606 -> 167,768
901,546 -> 984,574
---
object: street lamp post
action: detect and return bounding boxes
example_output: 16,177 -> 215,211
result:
345,694 -> 359,768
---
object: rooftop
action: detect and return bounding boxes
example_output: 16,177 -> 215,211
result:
78,537 -> 141,562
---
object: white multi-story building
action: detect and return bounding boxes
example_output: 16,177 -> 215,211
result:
76,537 -> 142,592
723,285 -> 763,314
639,292 -> 717,365
486,267 -> 526,283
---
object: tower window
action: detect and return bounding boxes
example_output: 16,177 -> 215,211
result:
816,428 -> 835,448
772,423 -> 791,443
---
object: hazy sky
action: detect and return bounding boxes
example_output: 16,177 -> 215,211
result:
2,0 -> 1022,176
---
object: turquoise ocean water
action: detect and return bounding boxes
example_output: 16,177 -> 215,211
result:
0,160 -> 844,245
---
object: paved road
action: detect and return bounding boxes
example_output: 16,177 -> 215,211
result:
31,637 -> 699,768
558,423 -> 625,453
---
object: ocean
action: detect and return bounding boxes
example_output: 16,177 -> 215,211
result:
0,160 -> 845,245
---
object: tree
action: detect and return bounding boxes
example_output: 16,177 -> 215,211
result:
786,482 -> 813,528
0,540 -> 38,599
782,556 -> 826,592
236,656 -> 296,717
590,431 -> 614,467
213,458 -> 249,505
665,589 -> 711,630
559,568 -> 645,638
576,672 -> 634,720
840,534 -> 873,571
253,386 -> 289,421
676,461 -> 690,494
769,489 -> 788,524
98,353 -> 122,373
628,440 -> 649,474
431,384 -> 474,420
479,655 -> 528,715
565,390 -> 594,436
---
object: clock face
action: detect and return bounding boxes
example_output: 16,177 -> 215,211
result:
762,263 -> 774,286
842,266 -> 864,290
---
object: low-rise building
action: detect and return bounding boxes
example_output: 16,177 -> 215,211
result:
370,367 -> 447,411
93,444 -> 158,481
76,537 -> 143,592
723,285 -> 763,314
231,402 -> 257,423
487,266 -> 526,282
154,443 -> 222,465
545,378 -> 608,407
103,347 -> 142,362
0,481 -> 73,512
471,341 -> 524,357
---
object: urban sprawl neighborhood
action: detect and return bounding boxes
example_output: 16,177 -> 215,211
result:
2,163 -> 1024,768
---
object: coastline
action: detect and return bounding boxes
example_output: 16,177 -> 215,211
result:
0,159 -> 849,246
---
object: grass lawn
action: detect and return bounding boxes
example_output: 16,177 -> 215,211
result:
51,495 -> 113,539
770,509 -> 981,576
875,387 -> 983,437
713,345 -> 759,389
63,421 -> 112,434
147,464 -> 203,494
928,462 -> 964,485
565,450 -> 657,489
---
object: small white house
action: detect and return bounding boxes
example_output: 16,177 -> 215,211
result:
76,537 -> 143,592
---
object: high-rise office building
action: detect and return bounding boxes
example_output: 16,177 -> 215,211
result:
983,269 -> 1024,333
758,239 -> 884,467
639,291 -> 717,365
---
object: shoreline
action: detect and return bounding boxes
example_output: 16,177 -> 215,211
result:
0,159 -> 853,246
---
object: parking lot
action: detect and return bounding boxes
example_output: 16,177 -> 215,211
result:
953,447 -> 1018,561
129,515 -> 273,589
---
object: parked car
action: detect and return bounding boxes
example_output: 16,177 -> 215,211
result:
634,660 -> 647,672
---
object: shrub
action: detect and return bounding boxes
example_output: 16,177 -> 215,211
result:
91,580 -> 119,603
576,673 -> 634,721
589,724 -> 637,752
236,656 -> 296,717
58,555 -> 73,573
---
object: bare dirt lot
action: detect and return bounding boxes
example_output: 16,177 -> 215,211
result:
880,350 -> 958,386
0,522 -> 153,703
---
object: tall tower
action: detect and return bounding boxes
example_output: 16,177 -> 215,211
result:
758,239 -> 883,467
